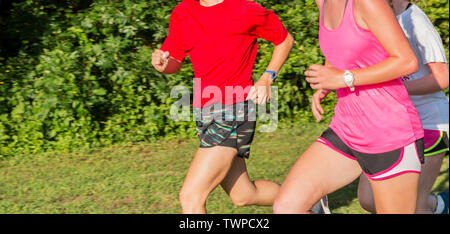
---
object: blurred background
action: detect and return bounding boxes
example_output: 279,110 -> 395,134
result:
0,0 -> 448,157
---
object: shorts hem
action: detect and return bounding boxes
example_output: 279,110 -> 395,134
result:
368,147 -> 405,178
198,145 -> 250,159
316,137 -> 357,161
366,170 -> 421,181
424,148 -> 449,157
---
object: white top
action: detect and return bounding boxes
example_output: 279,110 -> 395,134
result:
397,4 -> 449,132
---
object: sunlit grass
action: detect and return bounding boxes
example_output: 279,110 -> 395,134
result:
0,121 -> 448,214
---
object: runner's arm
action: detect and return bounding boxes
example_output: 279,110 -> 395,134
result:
305,0 -> 418,90
262,33 -> 295,84
350,0 -> 419,86
404,62 -> 449,95
248,33 -> 294,104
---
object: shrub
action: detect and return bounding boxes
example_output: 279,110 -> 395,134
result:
0,0 -> 448,157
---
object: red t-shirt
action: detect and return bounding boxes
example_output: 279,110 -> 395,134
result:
160,0 -> 288,108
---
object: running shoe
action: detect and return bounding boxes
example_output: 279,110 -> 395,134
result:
436,190 -> 449,214
311,196 -> 331,214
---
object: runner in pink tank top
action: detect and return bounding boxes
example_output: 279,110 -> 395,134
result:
319,0 -> 423,153
274,0 -> 424,214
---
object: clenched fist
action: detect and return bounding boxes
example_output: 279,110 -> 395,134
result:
152,49 -> 170,73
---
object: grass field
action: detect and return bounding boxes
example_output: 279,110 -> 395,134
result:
0,121 -> 448,214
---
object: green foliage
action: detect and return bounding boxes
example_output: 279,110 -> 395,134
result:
0,123 -> 448,213
0,0 -> 448,157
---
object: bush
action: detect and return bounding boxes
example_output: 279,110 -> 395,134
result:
0,0 -> 448,157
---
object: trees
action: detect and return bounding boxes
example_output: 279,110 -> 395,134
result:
0,0 -> 448,157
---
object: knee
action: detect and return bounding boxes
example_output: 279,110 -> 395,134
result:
229,192 -> 255,207
179,187 -> 202,208
273,195 -> 309,214
357,186 -> 376,213
358,197 -> 375,213
273,197 -> 290,214
179,188 -> 190,207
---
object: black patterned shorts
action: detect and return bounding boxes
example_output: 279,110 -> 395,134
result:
194,101 -> 256,158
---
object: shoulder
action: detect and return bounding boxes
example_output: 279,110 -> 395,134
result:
354,0 -> 391,12
171,0 -> 192,16
354,0 -> 396,18
354,0 -> 397,26
399,5 -> 438,38
240,0 -> 271,15
408,5 -> 434,29
315,0 -> 322,8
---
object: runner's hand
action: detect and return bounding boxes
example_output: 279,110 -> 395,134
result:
247,73 -> 273,105
311,89 -> 331,122
305,64 -> 346,90
152,49 -> 170,73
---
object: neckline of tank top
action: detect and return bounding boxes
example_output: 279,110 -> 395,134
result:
322,0 -> 349,31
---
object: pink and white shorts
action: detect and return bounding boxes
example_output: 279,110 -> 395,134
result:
317,128 -> 424,181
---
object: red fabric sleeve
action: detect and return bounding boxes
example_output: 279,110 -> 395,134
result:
245,1 -> 288,46
160,6 -> 190,62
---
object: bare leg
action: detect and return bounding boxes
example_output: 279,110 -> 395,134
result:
273,142 -> 362,214
179,146 -> 281,213
416,153 -> 445,214
369,173 -> 420,214
358,153 -> 445,214
357,174 -> 376,213
179,146 -> 238,214
220,157 -> 280,207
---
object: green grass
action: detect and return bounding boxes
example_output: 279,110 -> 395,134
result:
0,121 -> 448,214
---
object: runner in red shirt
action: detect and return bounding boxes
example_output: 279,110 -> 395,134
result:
151,0 -> 294,214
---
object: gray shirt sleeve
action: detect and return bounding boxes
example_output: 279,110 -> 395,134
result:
410,9 -> 448,64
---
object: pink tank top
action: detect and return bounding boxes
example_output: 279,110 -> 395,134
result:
318,0 -> 423,153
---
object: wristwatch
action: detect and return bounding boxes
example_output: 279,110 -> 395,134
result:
264,70 -> 278,82
343,70 -> 355,92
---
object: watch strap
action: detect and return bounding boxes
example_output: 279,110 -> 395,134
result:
264,70 -> 278,82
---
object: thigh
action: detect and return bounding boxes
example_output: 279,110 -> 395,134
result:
369,172 -> 420,214
419,130 -> 448,195
181,146 -> 238,198
419,152 -> 445,193
220,153 -> 280,207
220,157 -> 256,197
277,142 -> 362,212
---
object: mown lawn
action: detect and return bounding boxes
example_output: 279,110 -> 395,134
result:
0,121 -> 448,214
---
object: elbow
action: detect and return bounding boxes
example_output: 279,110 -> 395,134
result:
278,32 -> 294,49
438,67 -> 449,90
404,56 -> 419,75
439,78 -> 449,90
286,33 -> 295,49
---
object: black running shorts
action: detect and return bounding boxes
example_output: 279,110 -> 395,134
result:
194,101 -> 256,158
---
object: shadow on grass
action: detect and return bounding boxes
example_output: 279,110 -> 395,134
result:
328,179 -> 361,213
433,169 -> 449,193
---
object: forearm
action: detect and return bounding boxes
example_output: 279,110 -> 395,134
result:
404,62 -> 449,95
352,56 -> 418,86
404,73 -> 444,95
249,33 -> 294,104
264,33 -> 294,79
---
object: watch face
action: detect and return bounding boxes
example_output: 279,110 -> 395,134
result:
344,74 -> 351,83
344,71 -> 354,87
344,72 -> 353,82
